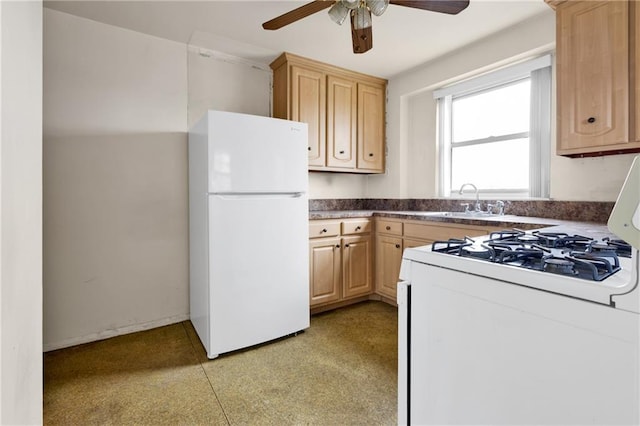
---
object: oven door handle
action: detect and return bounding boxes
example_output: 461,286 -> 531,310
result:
397,279 -> 411,426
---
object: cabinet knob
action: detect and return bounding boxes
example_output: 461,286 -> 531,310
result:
368,153 -> 374,157
386,226 -> 391,230
345,244 -> 350,248
587,117 -> 596,123
339,150 -> 345,154
335,244 -> 340,248
308,146 -> 311,151
355,226 -> 361,231
321,228 -> 327,233
395,244 -> 401,249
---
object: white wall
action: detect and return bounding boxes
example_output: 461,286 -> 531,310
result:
1,1 -> 43,423
43,9 -> 190,350
187,46 -> 271,126
374,10 -> 637,202
43,9 -> 320,350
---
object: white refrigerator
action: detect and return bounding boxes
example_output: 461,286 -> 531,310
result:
188,110 -> 309,359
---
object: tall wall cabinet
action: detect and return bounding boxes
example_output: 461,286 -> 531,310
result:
547,0 -> 640,156
270,53 -> 387,173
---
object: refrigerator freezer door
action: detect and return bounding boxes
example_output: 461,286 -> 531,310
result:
206,111 -> 308,194
206,193 -> 309,358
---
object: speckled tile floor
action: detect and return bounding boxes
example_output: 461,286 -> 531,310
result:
44,301 -> 398,425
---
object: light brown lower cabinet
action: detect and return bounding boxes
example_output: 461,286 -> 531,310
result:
375,234 -> 404,300
309,219 -> 373,308
309,237 -> 341,305
310,216 -> 504,310
374,218 -> 503,303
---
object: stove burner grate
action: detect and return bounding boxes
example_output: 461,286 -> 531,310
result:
430,229 -> 629,282
532,231 -> 593,248
431,238 -> 472,255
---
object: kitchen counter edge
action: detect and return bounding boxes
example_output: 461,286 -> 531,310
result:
309,210 -> 608,232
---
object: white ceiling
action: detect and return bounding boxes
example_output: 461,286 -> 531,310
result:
44,0 -> 552,78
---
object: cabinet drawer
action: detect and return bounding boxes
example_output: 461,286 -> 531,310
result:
342,219 -> 371,235
309,221 -> 341,238
404,222 -> 489,241
377,220 -> 403,236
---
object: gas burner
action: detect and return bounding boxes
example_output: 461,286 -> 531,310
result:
544,257 -> 577,276
532,231 -> 593,248
498,248 -> 546,270
485,241 -> 525,257
460,244 -> 494,260
517,235 -> 541,244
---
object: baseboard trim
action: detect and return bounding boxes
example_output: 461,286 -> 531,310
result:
43,314 -> 190,352
310,293 -> 397,315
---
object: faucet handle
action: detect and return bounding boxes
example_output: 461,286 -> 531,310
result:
495,200 -> 505,215
486,203 -> 495,214
460,203 -> 470,213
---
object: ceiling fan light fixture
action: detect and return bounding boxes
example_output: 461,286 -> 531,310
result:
328,1 -> 350,25
352,6 -> 372,30
365,0 -> 389,16
342,0 -> 361,10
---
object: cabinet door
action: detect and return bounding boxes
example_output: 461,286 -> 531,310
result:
327,75 -> 357,169
291,65 -> 326,167
342,235 -> 373,299
375,235 -> 403,301
357,83 -> 385,171
557,0 -> 629,154
309,237 -> 341,306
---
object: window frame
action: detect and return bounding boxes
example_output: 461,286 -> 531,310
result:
435,54 -> 552,200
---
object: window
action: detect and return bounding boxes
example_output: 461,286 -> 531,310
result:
435,55 -> 552,199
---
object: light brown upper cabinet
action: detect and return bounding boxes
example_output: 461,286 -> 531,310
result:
547,0 -> 640,156
270,52 -> 387,173
327,75 -> 357,169
357,83 -> 385,171
289,66 -> 326,167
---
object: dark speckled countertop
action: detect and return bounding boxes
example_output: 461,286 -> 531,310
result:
309,199 -> 614,225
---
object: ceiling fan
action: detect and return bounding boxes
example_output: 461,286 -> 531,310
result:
262,0 -> 470,54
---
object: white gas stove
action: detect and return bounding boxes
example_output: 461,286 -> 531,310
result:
401,228 -> 638,312
397,157 -> 640,425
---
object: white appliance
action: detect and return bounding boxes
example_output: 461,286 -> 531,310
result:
188,110 -> 309,360
397,157 -> 640,425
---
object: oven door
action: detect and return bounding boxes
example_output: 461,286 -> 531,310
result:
402,260 -> 639,425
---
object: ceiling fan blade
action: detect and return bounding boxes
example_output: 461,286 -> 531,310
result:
351,15 -> 373,54
389,0 -> 470,15
262,1 -> 335,30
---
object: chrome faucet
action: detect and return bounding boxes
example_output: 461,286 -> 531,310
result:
459,183 -> 481,212
486,200 -> 505,215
